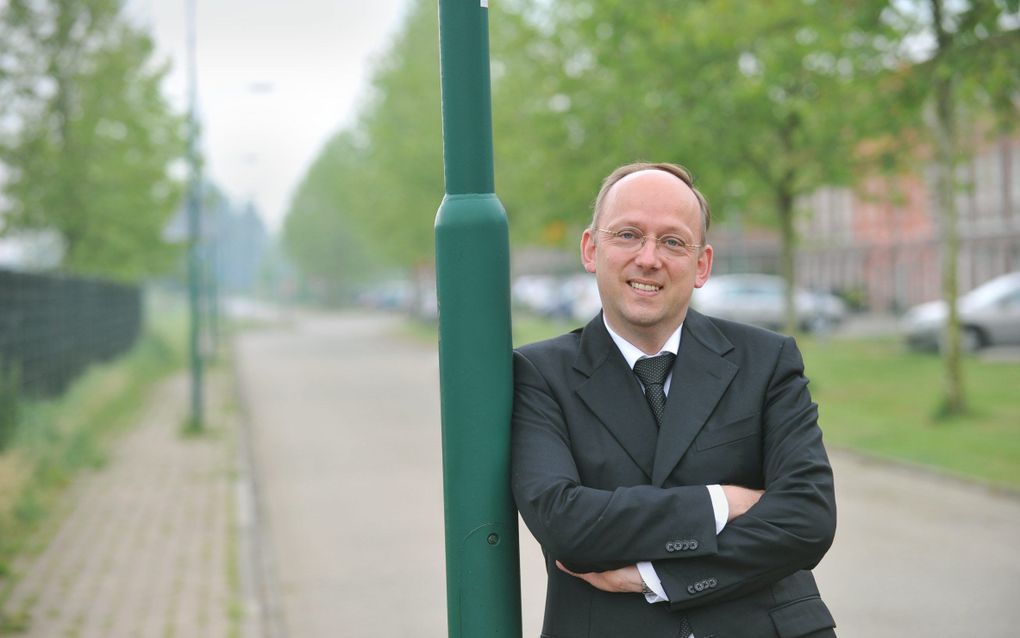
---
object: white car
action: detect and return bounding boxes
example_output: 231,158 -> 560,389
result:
902,271 -> 1020,351
692,273 -> 847,333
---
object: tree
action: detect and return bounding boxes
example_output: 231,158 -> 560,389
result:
282,0 -> 443,305
355,0 -> 444,270
282,132 -> 380,299
0,0 -> 184,280
879,0 -> 1020,415
490,0 -> 895,334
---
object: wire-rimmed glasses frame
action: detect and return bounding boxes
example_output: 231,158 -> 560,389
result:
593,226 -> 703,258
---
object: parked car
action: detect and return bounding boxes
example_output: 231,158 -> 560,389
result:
902,271 -> 1020,352
512,274 -> 604,322
562,274 -> 602,322
512,275 -> 575,319
692,273 -> 847,333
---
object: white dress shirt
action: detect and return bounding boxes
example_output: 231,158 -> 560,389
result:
602,316 -> 729,607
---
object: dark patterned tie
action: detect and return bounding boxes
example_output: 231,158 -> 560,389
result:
633,353 -> 675,428
634,353 -> 692,636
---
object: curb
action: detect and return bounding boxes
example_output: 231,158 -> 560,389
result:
231,350 -> 288,638
829,445 -> 1020,501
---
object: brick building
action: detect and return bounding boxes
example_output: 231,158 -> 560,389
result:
711,132 -> 1020,313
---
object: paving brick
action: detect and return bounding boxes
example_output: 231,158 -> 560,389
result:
0,371 -> 241,638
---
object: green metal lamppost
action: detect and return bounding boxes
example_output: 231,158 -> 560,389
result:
434,1 -> 522,636
185,0 -> 204,430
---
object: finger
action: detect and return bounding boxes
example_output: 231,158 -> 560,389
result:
556,561 -> 594,585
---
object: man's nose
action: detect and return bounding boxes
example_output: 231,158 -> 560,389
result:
634,237 -> 662,267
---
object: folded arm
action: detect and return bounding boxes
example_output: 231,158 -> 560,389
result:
512,337 -> 835,609
511,351 -> 719,572
654,337 -> 836,609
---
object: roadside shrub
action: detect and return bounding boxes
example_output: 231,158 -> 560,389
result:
0,361 -> 19,452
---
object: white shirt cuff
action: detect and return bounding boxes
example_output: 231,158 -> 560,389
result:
707,484 -> 729,534
636,561 -> 668,603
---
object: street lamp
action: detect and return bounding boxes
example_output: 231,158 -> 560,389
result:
434,1 -> 522,635
185,0 -> 203,430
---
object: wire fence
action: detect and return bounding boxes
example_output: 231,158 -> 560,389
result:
0,269 -> 142,400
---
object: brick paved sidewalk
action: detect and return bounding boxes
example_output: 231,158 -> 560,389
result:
0,369 -> 254,638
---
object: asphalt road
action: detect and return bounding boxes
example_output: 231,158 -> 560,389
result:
233,310 -> 1020,637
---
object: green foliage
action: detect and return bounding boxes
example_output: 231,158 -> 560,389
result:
284,0 -> 902,269
870,0 -> 1020,187
282,133 -> 381,289
491,1 -> 892,235
282,0 -> 443,282
874,1 -> 1020,415
0,0 -> 185,281
882,0 -> 1020,117
0,361 -> 19,452
282,0 -> 1016,302
357,0 -> 444,266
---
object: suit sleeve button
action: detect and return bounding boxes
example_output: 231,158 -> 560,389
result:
690,540 -> 699,550
708,578 -> 718,587
666,542 -> 675,552
687,585 -> 697,595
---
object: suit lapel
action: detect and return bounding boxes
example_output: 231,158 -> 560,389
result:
652,310 -> 738,486
574,316 -> 658,480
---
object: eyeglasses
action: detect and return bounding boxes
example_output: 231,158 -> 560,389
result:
594,227 -> 702,258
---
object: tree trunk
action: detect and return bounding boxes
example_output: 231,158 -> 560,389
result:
774,113 -> 800,337
930,0 -> 966,417
1002,137 -> 1013,226
54,2 -> 85,270
777,184 -> 798,336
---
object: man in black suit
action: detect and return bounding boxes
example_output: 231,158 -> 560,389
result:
511,162 -> 837,637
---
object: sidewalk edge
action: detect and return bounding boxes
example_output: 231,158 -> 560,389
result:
232,350 -> 288,638
830,445 -> 1020,501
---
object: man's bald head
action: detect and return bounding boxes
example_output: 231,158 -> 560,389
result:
591,162 -> 711,241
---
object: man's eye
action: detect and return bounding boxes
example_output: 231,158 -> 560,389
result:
617,230 -> 640,241
662,236 -> 686,249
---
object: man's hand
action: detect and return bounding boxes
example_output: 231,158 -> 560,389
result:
555,560 -> 644,593
722,485 -> 764,522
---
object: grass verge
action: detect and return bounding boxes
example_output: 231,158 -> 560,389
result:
0,305 -> 185,595
801,337 -> 1020,491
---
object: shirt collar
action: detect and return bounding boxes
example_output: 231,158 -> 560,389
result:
602,315 -> 683,371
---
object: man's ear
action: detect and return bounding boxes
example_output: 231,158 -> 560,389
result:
581,229 -> 597,273
694,244 -> 713,288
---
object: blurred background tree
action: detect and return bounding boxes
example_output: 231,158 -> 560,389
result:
0,0 -> 185,281
282,0 -> 442,303
491,0 -> 895,336
280,0 -> 1018,422
872,0 -> 1020,415
282,132 -> 380,302
286,1 -> 900,315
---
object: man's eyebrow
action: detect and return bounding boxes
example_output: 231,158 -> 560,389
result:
613,221 -> 694,235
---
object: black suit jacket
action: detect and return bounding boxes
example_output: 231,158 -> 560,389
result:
511,310 -> 837,638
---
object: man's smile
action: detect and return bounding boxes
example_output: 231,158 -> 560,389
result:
629,280 -> 662,293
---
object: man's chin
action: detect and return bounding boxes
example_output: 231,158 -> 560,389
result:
619,309 -> 668,330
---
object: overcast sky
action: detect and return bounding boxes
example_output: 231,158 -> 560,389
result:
127,0 -> 410,233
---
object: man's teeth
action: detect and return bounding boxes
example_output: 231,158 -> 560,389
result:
630,282 -> 660,292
